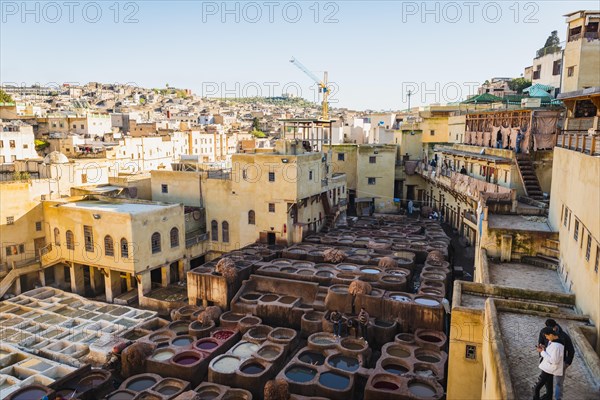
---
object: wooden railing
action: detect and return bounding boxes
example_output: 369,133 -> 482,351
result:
557,131 -> 600,156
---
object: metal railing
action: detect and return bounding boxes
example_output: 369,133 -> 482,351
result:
186,232 -> 209,248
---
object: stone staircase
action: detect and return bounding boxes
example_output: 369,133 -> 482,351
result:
0,261 -> 42,298
521,238 -> 560,270
320,191 -> 339,233
515,154 -> 545,202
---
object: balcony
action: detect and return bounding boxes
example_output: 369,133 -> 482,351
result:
417,163 -> 514,203
185,231 -> 209,248
557,131 -> 600,156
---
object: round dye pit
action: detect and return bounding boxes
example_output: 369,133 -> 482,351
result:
420,335 -> 443,344
316,271 -> 334,278
212,330 -> 234,340
340,339 -> 365,351
415,298 -> 440,307
373,381 -> 399,391
390,294 -> 411,302
279,296 -> 297,304
126,377 -> 157,391
55,389 -> 79,399
156,386 -> 180,395
232,342 -> 259,357
281,268 -> 297,274
240,363 -> 265,374
361,268 -> 381,274
297,270 -> 314,276
388,346 -> 411,358
285,366 -> 317,383
270,328 -> 294,340
311,336 -> 336,346
328,355 -> 359,372
196,340 -> 219,351
299,351 -> 325,366
330,285 -> 349,293
415,352 -> 441,364
337,264 -> 357,271
383,364 -> 409,375
241,293 -> 261,301
257,346 -> 280,359
408,381 -> 437,397
414,365 -> 436,378
173,353 -> 202,366
197,389 -> 221,400
319,372 -> 350,390
106,390 -> 136,400
260,294 -> 279,302
212,356 -> 242,373
240,316 -> 261,325
246,327 -> 269,340
78,373 -> 108,389
172,336 -> 194,346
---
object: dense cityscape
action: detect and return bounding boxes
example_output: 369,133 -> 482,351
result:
0,5 -> 599,400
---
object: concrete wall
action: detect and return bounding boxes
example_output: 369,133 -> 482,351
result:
548,147 -> 600,352
562,14 -> 600,92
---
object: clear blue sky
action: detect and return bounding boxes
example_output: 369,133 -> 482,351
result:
1,1 -> 597,110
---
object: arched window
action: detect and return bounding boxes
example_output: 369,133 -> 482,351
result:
222,221 -> 229,243
151,232 -> 161,254
54,228 -> 60,246
211,220 -> 218,241
248,210 -> 255,225
170,227 -> 179,248
120,238 -> 129,258
104,235 -> 114,257
66,230 -> 74,250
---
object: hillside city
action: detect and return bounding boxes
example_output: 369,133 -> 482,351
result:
0,8 -> 599,400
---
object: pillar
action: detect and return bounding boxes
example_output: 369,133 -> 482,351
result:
70,263 -> 85,295
500,235 -> 513,262
104,269 -> 122,303
179,259 -> 187,282
126,273 -> 133,291
54,264 -> 67,290
137,271 -> 152,298
90,267 -> 104,295
38,270 -> 46,287
161,266 -> 171,287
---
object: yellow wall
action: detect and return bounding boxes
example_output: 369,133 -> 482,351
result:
548,147 -> 600,352
562,14 -> 600,92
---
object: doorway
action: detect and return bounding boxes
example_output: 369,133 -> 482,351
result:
267,232 -> 276,246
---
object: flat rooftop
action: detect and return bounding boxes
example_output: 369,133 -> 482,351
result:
498,311 -> 599,399
487,215 -> 553,232
437,147 -> 513,164
488,262 -> 564,293
60,200 -> 174,214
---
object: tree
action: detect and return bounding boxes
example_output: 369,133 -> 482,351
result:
251,117 -> 260,131
537,31 -> 561,57
508,78 -> 532,94
0,89 -> 13,103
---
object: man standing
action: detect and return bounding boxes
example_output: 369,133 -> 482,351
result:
496,128 -> 503,149
358,307 -> 369,343
516,130 -> 524,154
330,310 -> 343,338
408,200 -> 414,216
538,319 -> 575,400
534,327 -> 565,400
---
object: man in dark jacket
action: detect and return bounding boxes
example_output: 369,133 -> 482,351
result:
537,319 -> 575,400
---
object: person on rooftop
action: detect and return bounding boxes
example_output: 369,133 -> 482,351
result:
537,319 -> 575,400
534,326 -> 565,400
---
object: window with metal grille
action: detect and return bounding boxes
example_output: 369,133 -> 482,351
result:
120,238 -> 129,258
54,228 -> 60,246
595,246 -> 599,273
466,345 -> 476,360
563,208 -> 568,227
368,177 -> 376,185
170,227 -> 179,248
268,203 -> 275,213
586,236 -> 592,261
248,210 -> 255,225
574,220 -> 579,241
338,153 -> 345,161
35,221 -> 42,231
84,226 -> 93,252
6,216 -> 14,225
222,221 -> 229,243
211,221 -> 218,241
161,184 -> 168,193
369,156 -> 376,164
268,172 -> 275,182
151,232 -> 161,253
104,235 -> 114,257
66,230 -> 74,250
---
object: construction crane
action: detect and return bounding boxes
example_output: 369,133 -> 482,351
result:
290,57 -> 329,121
